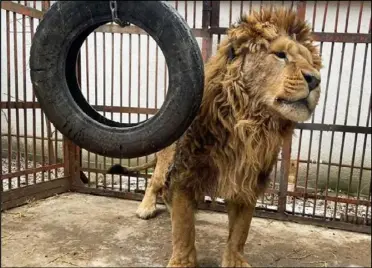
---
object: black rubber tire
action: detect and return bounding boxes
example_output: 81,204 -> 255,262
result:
30,1 -> 204,159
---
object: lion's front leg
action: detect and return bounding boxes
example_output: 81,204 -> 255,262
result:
166,187 -> 197,267
221,200 -> 256,267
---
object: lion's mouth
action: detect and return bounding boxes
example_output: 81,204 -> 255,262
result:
276,97 -> 309,108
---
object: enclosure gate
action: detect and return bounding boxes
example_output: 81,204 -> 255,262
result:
1,1 -> 371,234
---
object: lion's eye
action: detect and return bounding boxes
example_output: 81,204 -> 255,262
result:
274,51 -> 287,59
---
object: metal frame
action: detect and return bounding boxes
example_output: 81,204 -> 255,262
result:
1,1 -> 371,234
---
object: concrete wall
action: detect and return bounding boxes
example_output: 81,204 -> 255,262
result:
1,1 -> 371,195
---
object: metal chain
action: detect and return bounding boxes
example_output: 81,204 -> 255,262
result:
109,1 -> 130,27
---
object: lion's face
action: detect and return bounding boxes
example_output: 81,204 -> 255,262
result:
242,36 -> 321,122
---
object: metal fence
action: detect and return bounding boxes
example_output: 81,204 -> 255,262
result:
1,1 -> 371,234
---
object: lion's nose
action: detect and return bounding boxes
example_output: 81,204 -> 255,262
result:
302,71 -> 320,91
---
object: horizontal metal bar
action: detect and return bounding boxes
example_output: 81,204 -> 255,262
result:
0,101 -> 40,109
312,32 -> 371,44
95,24 -> 210,38
208,27 -> 371,43
287,190 -> 371,207
295,123 -> 371,134
1,133 -> 64,142
71,187 -> 371,234
287,158 -> 372,171
93,105 -> 158,115
0,102 -> 159,115
1,177 -> 70,210
1,163 -> 64,180
1,1 -> 43,19
80,167 -> 152,179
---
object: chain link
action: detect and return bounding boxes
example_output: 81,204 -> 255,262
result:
109,1 -> 130,27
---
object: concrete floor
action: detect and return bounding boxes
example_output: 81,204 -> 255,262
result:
1,193 -> 371,267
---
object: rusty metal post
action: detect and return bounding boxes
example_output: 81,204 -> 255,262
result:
62,19 -> 87,186
278,1 -> 307,213
201,1 -> 214,62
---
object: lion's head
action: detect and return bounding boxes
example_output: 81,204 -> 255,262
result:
205,7 -> 322,123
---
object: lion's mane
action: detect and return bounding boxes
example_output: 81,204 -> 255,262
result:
166,8 -> 321,206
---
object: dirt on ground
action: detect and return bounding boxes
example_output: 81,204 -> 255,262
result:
1,193 -> 371,267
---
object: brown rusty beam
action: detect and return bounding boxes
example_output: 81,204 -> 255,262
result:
1,101 -> 159,115
278,134 -> 292,212
208,27 -> 371,43
1,163 -> 64,180
287,191 -> 371,207
1,1 -> 43,19
0,101 -> 40,109
295,123 -> 371,134
93,105 -> 158,115
80,167 -> 152,179
281,158 -> 372,171
95,24 -> 210,38
2,176 -> 69,203
1,177 -> 70,210
71,188 -> 371,234
312,32 -> 371,44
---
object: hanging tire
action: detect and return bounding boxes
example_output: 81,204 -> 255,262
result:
30,1 -> 204,159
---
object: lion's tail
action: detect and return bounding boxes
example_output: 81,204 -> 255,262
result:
106,157 -> 157,175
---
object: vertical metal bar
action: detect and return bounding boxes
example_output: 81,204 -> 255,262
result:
355,31 -> 370,222
30,2 -> 37,185
136,33 -> 141,191
278,135 -> 291,213
193,1 -> 196,29
85,34 -> 91,187
342,1 -> 364,221
355,107 -> 370,223
6,10 -> 12,190
103,31 -> 107,189
12,10 -> 21,188
21,7 -> 28,186
357,103 -> 371,224
43,0 -> 55,182
311,0 -> 325,217
331,1 -> 351,220
304,0 -> 322,217
271,160 -> 278,206
110,27 -> 115,190
240,1 -> 243,18
94,31 -> 98,188
184,0 -> 188,24
296,1 -> 306,19
229,0 -> 233,26
284,0 -> 305,215
119,32 -> 123,192
211,1 -> 220,28
318,1 -> 336,219
164,56 -> 167,100
155,44 -> 159,111
292,129 -> 303,215
74,41 -> 82,186
202,1 -> 212,62
145,34 -> 150,190
128,33 -> 132,192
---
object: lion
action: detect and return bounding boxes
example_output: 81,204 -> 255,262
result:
107,7 -> 322,267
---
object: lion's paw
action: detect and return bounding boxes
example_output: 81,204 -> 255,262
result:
167,258 -> 197,268
135,203 -> 157,219
222,252 -> 251,267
